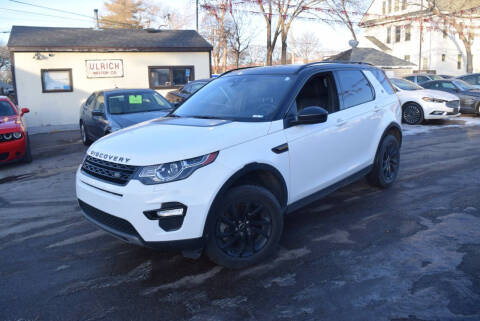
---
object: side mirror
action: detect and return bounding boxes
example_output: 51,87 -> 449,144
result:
291,106 -> 328,126
20,108 -> 30,116
92,110 -> 105,117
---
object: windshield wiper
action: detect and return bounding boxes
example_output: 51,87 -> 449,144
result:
189,115 -> 224,120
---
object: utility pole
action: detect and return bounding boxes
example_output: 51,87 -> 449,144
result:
418,0 -> 423,71
94,9 -> 100,29
196,0 -> 199,32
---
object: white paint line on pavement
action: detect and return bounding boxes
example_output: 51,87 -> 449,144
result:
47,230 -> 106,248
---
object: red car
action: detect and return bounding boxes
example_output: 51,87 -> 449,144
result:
0,96 -> 32,164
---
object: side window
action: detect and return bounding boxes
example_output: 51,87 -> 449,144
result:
180,84 -> 192,95
335,70 -> 375,110
94,94 -> 105,112
422,82 -> 433,89
85,93 -> 96,107
417,76 -> 429,83
294,72 -> 339,116
405,76 -> 415,82
440,82 -> 456,89
370,68 -> 395,94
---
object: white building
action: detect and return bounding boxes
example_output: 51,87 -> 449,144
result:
8,26 -> 212,130
360,0 -> 480,76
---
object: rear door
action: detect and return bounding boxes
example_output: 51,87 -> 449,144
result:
91,93 -> 106,139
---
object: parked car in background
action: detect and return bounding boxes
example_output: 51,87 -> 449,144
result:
166,79 -> 213,105
421,79 -> 480,115
390,78 -> 460,125
404,74 -> 444,84
0,95 -> 31,164
438,74 -> 454,79
80,89 -> 173,145
456,73 -> 480,89
76,63 -> 402,268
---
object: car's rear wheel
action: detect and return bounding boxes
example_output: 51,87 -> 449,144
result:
367,134 -> 400,188
205,185 -> 283,269
80,122 -> 92,145
402,103 -> 424,125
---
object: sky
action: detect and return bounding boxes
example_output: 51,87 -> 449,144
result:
0,0 -> 359,52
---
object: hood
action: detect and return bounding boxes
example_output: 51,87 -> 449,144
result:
88,117 -> 272,166
399,89 -> 459,101
110,111 -> 171,128
0,115 -> 21,133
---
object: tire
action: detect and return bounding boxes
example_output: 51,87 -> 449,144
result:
205,185 -> 284,269
367,134 -> 400,189
402,103 -> 424,125
476,102 -> 480,116
80,121 -> 92,145
23,135 -> 33,163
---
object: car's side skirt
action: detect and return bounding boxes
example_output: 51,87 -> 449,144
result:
286,165 -> 373,214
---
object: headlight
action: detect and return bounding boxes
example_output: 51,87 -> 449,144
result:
13,132 -> 22,139
137,152 -> 218,185
3,133 -> 12,140
422,97 -> 447,103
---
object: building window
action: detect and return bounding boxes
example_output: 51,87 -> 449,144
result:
148,66 -> 194,89
404,55 -> 410,62
401,0 -> 407,10
394,0 -> 399,11
388,0 -> 392,13
405,25 -> 411,41
395,26 -> 401,42
387,27 -> 391,43
41,69 -> 73,93
458,54 -> 462,70
382,1 -> 386,14
442,54 -> 446,62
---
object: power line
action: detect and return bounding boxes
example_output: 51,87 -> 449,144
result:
0,7 -> 93,22
8,0 -> 139,28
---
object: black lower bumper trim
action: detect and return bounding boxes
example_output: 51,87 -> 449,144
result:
77,199 -> 204,251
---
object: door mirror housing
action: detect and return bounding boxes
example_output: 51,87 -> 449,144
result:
290,106 -> 328,126
92,110 -> 105,117
20,108 -> 30,116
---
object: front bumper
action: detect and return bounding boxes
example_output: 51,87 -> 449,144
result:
75,160 -> 231,244
0,136 -> 26,163
422,102 -> 461,120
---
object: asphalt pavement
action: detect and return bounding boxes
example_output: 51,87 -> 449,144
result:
1,118 -> 480,321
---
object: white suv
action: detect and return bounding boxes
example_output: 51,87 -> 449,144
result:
76,63 -> 402,268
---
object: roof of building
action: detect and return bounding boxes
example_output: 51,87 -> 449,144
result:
7,26 -> 213,52
326,47 -> 416,67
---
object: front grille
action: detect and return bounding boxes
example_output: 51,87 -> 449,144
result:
0,152 -> 9,161
78,200 -> 139,237
81,156 -> 137,185
446,100 -> 460,108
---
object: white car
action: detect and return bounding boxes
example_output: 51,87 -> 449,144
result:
390,78 -> 460,125
76,63 -> 402,268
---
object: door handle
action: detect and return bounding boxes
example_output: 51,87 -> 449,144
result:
336,118 -> 346,127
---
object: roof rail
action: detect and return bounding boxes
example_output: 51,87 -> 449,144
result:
218,66 -> 259,77
296,61 -> 373,73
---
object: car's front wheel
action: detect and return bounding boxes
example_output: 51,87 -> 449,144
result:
80,122 -> 92,145
402,103 -> 424,125
205,185 -> 283,269
367,134 -> 400,188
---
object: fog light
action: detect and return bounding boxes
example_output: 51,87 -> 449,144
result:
430,111 -> 445,115
156,208 -> 184,217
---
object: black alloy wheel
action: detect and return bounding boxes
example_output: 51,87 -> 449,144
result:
381,140 -> 400,184
367,134 -> 401,188
215,200 -> 272,258
402,103 -> 424,125
205,185 -> 283,269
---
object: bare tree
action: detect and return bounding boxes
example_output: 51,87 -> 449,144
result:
290,31 -> 321,63
319,0 -> 366,41
229,11 -> 256,68
255,0 -> 282,66
0,45 -> 12,85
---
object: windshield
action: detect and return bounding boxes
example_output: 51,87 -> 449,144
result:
391,78 -> 423,91
453,80 -> 475,91
107,92 -> 171,115
0,101 -> 15,116
172,75 -> 295,121
430,75 -> 443,80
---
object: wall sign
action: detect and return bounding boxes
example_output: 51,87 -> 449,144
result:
85,59 -> 124,78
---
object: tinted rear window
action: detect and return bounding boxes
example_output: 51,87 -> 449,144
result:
0,101 -> 15,116
370,68 -> 395,94
336,70 -> 375,109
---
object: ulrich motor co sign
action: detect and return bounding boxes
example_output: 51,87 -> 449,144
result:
85,59 -> 124,78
